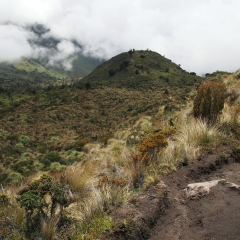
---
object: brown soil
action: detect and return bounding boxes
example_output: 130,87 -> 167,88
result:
106,145 -> 240,240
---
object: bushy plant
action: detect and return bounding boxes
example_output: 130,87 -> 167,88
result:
18,135 -> 30,145
137,131 -> 171,163
193,81 -> 226,123
108,69 -> 116,77
41,152 -> 63,168
14,143 -> 24,153
17,174 -> 70,236
74,138 -> 92,151
131,130 -> 174,187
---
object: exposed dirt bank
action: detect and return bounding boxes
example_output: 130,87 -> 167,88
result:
106,145 -> 240,240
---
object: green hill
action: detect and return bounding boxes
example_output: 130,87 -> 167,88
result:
79,50 -> 201,89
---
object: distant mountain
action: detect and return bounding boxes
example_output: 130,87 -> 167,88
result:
0,22 -> 104,91
0,54 -> 103,91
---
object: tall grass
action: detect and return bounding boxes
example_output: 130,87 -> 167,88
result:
161,118 -> 220,166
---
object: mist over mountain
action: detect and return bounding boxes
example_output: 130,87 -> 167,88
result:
0,22 -> 104,73
1,0 -> 240,75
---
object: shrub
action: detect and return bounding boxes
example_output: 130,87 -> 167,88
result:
108,69 -> 116,77
0,193 -> 11,206
74,138 -> 92,151
37,144 -> 48,154
135,69 -> 140,75
15,143 -> 24,153
131,130 -> 173,187
19,135 -> 30,145
232,146 -> 240,162
128,49 -> 134,56
41,152 -> 63,168
85,82 -> 91,90
193,81 -> 226,123
17,175 -> 70,235
119,60 -> 129,71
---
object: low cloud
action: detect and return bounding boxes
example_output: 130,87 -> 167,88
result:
0,24 -> 32,61
1,0 -> 240,74
0,23 -> 81,70
48,40 -> 81,70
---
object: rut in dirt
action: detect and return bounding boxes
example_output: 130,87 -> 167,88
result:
105,146 -> 240,240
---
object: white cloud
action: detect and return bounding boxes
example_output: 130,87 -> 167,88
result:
48,40 -> 81,70
1,0 -> 240,74
0,24 -> 32,61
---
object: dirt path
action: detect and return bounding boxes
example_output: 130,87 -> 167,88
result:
149,146 -> 240,240
106,145 -> 240,240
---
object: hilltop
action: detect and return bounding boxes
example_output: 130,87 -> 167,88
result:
78,50 -> 201,89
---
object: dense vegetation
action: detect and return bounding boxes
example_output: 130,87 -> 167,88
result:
0,50 -> 239,239
0,50 -> 203,184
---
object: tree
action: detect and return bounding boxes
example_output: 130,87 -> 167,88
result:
193,81 -> 226,123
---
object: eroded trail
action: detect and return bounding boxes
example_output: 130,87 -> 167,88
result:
107,146 -> 240,240
149,146 -> 240,240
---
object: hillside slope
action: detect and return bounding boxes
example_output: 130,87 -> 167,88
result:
0,51 -> 240,239
0,50 -> 203,183
0,54 -> 102,91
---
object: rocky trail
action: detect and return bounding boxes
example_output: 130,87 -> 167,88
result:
106,145 -> 240,240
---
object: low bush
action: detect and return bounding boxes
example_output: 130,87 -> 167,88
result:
74,138 -> 93,151
193,81 -> 226,123
17,175 -> 71,238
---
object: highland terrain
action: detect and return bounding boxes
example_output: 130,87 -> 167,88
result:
0,50 -> 239,240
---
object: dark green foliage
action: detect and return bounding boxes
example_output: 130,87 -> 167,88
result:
128,49 -> 134,56
41,152 -> 64,167
85,82 -> 91,90
119,60 -> 129,71
11,159 -> 34,175
17,174 -> 70,235
108,69 -> 116,77
135,70 -> 140,75
6,134 -> 18,144
193,81 -> 226,123
190,72 -> 196,76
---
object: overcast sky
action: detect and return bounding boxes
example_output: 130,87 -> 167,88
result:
1,0 -> 240,75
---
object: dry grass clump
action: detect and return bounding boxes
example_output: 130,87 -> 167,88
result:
41,217 -> 58,240
65,161 -> 100,198
161,117 -> 221,167
0,191 -> 25,239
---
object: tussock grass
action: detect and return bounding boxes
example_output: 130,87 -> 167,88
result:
161,118 -> 220,166
41,217 -> 58,240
